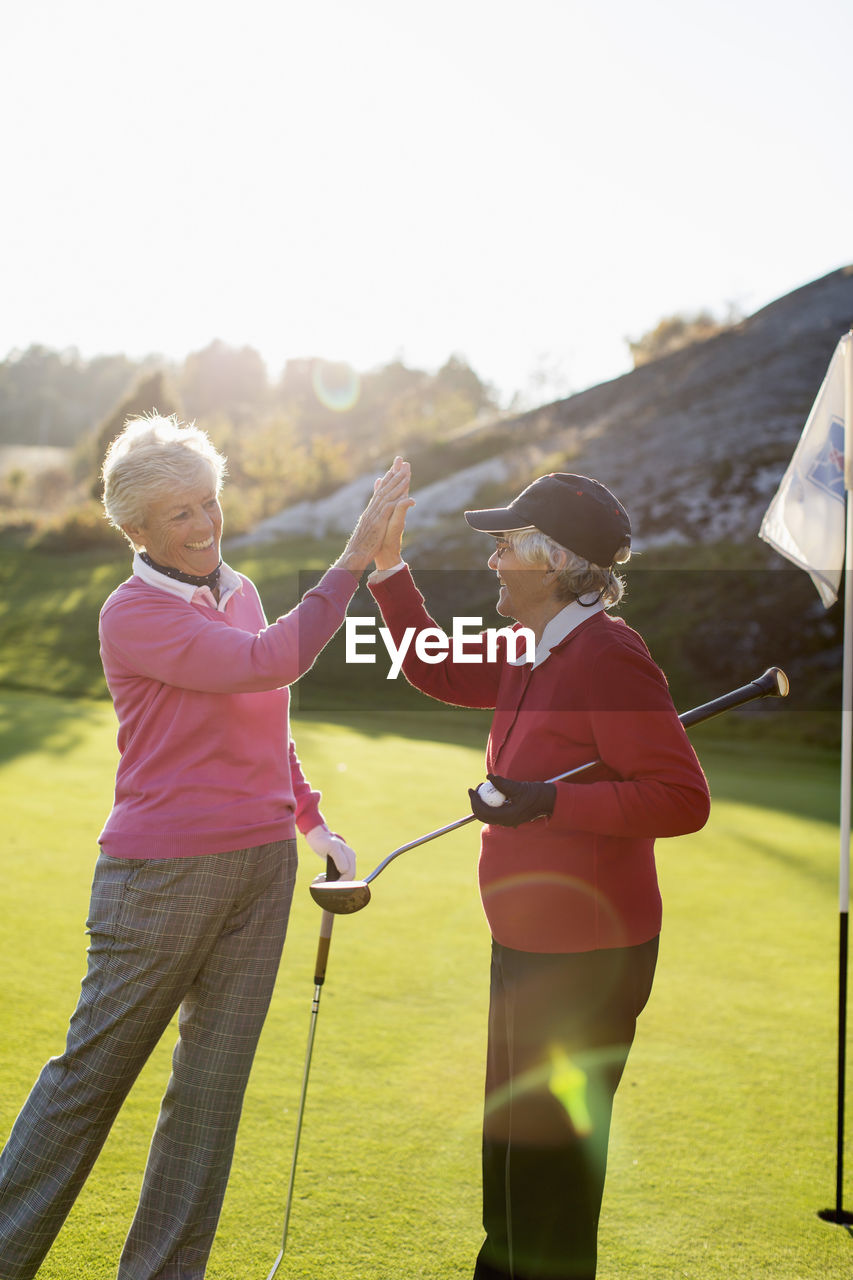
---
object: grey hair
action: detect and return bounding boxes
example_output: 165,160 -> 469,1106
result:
101,414 -> 227,539
507,527 -> 630,607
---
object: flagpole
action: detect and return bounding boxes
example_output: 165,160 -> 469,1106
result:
819,331 -> 853,1226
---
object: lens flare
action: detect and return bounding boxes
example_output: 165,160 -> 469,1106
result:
548,1048 -> 593,1136
312,360 -> 360,412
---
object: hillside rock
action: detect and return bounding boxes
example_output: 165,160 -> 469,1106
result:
228,269 -> 853,726
512,265 -> 853,549
233,265 -> 853,558
232,455 -> 518,543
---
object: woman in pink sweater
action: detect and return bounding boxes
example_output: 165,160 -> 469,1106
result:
369,468 -> 710,1280
0,415 -> 408,1280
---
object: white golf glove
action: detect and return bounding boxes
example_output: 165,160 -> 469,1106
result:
305,825 -> 357,880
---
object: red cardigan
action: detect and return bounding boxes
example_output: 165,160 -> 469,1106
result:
369,567 -> 711,953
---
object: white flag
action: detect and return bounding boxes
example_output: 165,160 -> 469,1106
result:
759,336 -> 851,608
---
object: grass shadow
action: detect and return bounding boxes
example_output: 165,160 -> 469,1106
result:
0,691 -> 111,764
715,825 -> 838,895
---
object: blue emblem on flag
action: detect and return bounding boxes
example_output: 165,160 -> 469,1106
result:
807,416 -> 845,502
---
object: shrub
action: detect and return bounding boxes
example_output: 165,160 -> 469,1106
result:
28,501 -> 125,553
628,311 -> 727,367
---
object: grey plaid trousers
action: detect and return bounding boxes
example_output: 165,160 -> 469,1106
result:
0,839 -> 297,1280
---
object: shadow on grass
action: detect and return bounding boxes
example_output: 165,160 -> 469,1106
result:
296,703 -> 494,751
0,691 -> 110,764
690,728 -> 840,826
715,826 -> 839,895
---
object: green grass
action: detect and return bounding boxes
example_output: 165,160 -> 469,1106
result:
1,692 -> 852,1278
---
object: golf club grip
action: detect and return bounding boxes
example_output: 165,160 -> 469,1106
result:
314,857 -> 338,984
677,666 -> 787,728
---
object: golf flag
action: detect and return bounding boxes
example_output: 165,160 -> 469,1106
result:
759,335 -> 851,607
761,332 -> 853,1224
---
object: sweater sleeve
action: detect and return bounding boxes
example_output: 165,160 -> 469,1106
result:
100,568 -> 358,694
550,638 -> 711,839
289,738 -> 325,834
368,565 -> 506,709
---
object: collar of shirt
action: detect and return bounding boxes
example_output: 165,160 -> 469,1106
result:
507,596 -> 606,668
131,551 -> 243,611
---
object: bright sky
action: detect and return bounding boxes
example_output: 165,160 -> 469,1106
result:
2,0 -> 851,406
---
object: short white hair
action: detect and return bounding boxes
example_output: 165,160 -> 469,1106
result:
102,414 -> 227,539
507,527 -> 630,607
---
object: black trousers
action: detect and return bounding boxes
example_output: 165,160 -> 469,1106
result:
473,935 -> 659,1280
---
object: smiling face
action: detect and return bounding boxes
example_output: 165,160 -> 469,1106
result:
487,536 -> 558,631
123,475 -> 223,576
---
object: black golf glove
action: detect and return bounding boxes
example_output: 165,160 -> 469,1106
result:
468,773 -> 557,827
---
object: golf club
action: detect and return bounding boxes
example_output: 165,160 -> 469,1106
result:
309,665 -> 789,915
265,858 -> 339,1280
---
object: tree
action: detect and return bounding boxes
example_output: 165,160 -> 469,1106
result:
87,370 -> 182,498
433,353 -> 495,411
179,340 -> 269,423
0,346 -> 157,447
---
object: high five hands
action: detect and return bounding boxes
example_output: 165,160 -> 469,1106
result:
374,457 -> 415,572
335,456 -> 414,576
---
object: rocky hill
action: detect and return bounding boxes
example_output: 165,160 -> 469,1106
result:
495,264 -> 853,551
235,267 -> 853,732
238,265 -> 853,559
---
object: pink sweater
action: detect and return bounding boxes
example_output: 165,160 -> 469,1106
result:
98,567 -> 358,858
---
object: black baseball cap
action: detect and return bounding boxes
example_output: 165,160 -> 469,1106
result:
464,473 -> 631,567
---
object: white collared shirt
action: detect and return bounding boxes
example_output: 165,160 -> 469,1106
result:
132,551 -> 244,611
529,597 -> 606,667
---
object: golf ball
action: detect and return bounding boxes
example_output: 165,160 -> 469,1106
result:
477,780 -> 507,807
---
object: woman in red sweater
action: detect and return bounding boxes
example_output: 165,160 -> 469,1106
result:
369,467 -> 710,1280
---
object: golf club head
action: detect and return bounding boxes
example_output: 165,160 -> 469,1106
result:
309,873 -> 372,914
